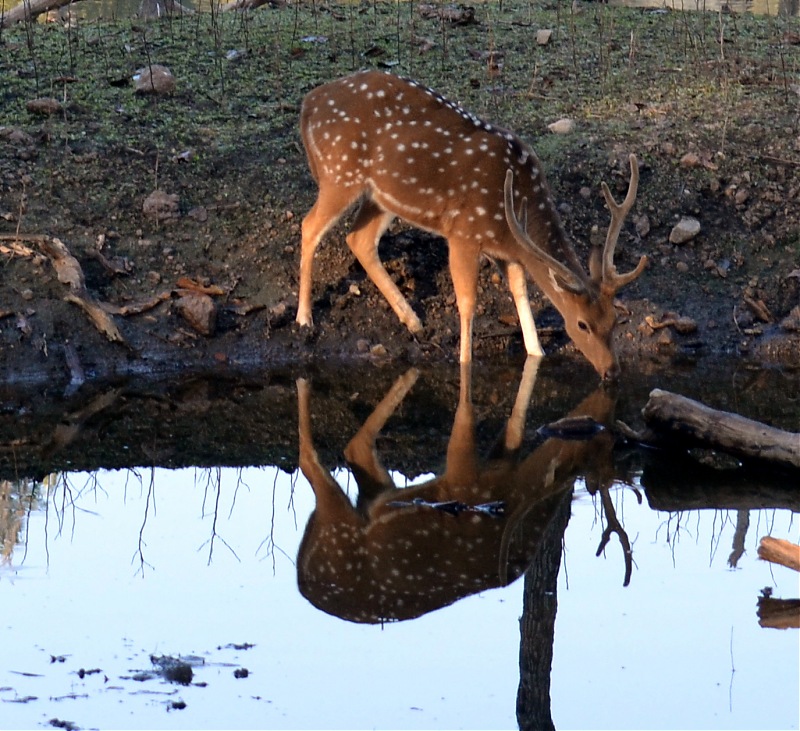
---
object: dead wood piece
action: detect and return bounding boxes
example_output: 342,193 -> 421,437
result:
38,237 -> 85,291
642,389 -> 800,471
86,249 -> 132,276
0,240 -> 37,257
175,277 -> 226,296
758,536 -> 800,572
0,0 -> 79,27
65,293 -> 127,344
98,291 -> 171,316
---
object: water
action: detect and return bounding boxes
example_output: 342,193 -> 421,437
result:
0,358 -> 798,730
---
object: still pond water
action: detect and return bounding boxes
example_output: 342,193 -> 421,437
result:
0,358 -> 798,730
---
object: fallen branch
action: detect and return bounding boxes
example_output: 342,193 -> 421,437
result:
758,537 -> 800,572
30,236 -> 129,346
638,389 -> 800,471
64,293 -> 126,344
98,291 -> 171,316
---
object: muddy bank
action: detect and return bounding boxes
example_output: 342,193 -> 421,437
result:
0,3 -> 798,386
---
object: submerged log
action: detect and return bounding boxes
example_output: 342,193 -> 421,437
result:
758,537 -> 800,572
640,389 -> 800,471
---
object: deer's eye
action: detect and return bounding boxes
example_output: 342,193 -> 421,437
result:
577,320 -> 590,333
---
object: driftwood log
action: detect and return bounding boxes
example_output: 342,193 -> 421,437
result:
634,389 -> 800,472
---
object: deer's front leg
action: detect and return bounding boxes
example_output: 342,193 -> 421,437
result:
447,241 -> 481,363
507,262 -> 544,358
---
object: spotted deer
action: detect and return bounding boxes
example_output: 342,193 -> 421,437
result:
297,71 -> 647,380
296,360 -> 628,623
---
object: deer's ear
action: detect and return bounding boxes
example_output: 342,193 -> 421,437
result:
549,268 -> 586,296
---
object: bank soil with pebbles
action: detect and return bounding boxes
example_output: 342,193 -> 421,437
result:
0,3 -> 798,385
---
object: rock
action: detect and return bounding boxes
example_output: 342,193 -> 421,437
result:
673,316 -> 698,334
675,261 -> 689,273
669,217 -> 701,244
536,29 -> 552,45
779,306 -> 800,332
679,152 -> 701,168
369,343 -> 388,358
143,190 -> 180,221
635,214 -> 651,238
0,127 -> 35,145
187,206 -> 208,222
133,65 -> 176,95
547,118 -> 575,135
175,293 -> 216,335
26,97 -> 62,116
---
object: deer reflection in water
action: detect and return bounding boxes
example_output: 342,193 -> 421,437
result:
296,359 -> 630,624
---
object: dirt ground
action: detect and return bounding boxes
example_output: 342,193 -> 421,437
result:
0,2 -> 798,386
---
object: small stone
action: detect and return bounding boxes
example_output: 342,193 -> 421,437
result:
780,306 -> 800,332
635,214 -> 651,238
356,338 -> 370,353
143,190 -> 180,221
26,97 -> 62,115
675,261 -> 689,273
175,293 -> 217,336
734,188 -> 749,205
673,316 -> 697,334
369,343 -> 388,358
669,217 -> 701,244
679,152 -> 701,168
21,289 -> 34,300
536,29 -> 552,45
547,118 -> 575,135
348,283 -> 361,296
656,329 -> 674,347
134,64 -> 176,95
187,206 -> 208,222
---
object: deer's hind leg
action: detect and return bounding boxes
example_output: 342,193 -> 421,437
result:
346,199 -> 423,335
297,184 -> 361,328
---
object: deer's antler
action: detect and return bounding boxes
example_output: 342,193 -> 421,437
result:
598,154 -> 648,292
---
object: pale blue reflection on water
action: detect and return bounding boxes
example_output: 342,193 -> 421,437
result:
0,466 -> 797,730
